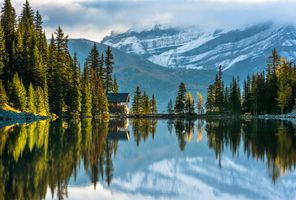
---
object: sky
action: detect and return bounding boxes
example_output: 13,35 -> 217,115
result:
9,0 -> 296,42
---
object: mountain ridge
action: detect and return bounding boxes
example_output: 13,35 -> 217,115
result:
102,22 -> 296,77
68,39 -> 223,111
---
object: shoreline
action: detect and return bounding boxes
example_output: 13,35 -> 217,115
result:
126,113 -> 296,120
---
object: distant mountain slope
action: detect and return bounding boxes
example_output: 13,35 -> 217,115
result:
68,39 -> 225,111
102,23 -> 296,77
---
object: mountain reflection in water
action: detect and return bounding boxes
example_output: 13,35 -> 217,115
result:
0,118 -> 295,200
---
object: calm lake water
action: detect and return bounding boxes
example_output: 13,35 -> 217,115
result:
0,118 -> 296,200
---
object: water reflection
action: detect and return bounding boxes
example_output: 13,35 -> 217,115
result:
0,118 -> 295,199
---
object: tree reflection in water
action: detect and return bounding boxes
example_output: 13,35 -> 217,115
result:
0,118 -> 295,199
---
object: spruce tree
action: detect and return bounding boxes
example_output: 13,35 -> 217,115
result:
113,75 -> 119,93
105,46 -> 114,93
97,76 -> 109,119
206,84 -> 215,112
99,53 -> 105,82
242,76 -> 251,113
43,77 -> 49,115
86,44 -> 102,116
81,63 -> 92,117
0,80 -> 8,106
132,86 -> 142,114
266,49 -> 280,114
70,53 -> 82,117
0,25 -> 6,75
27,83 -> 36,114
214,66 -> 224,112
151,94 -> 157,114
229,77 -> 241,114
35,86 -> 46,115
167,99 -> 174,114
9,73 -> 27,111
277,60 -> 293,114
0,0 -> 16,83
174,82 -> 187,114
142,91 -> 151,114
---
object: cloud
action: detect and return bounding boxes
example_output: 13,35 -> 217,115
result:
9,0 -> 296,42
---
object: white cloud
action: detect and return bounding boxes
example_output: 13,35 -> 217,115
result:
9,0 -> 296,42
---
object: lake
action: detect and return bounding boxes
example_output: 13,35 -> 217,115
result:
0,118 -> 295,200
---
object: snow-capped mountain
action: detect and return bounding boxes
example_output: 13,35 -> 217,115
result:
102,23 -> 296,76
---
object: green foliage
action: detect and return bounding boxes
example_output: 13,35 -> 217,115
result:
27,83 -> 36,114
174,82 -> 187,114
97,76 -> 109,119
86,44 -> 109,119
0,80 -> 8,105
131,87 -> 157,115
197,92 -> 203,114
185,92 -> 195,114
69,53 -> 82,117
113,76 -> 119,93
9,73 -> 27,111
227,77 -> 241,114
105,46 -> 114,93
81,64 -> 92,117
207,50 -> 296,115
0,0 -> 16,82
142,92 -> 151,114
167,99 -> 174,114
131,86 -> 142,114
0,25 -> 6,75
151,94 -> 157,114
35,86 -> 46,116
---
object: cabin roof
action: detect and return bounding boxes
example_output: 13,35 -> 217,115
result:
107,93 -> 130,103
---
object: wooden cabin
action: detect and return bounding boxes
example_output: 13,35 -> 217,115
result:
107,93 -> 130,114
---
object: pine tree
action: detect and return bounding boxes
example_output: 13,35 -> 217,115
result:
81,63 -> 92,117
266,49 -> 280,114
35,86 -> 46,115
70,53 -> 82,117
113,75 -> 118,93
206,84 -> 215,112
197,92 -> 203,114
228,77 -> 241,114
43,77 -> 49,115
53,26 -> 72,115
86,44 -> 103,117
0,25 -> 7,75
151,94 -> 157,114
277,60 -> 293,114
105,46 -> 114,93
132,86 -> 142,114
175,82 -> 187,114
242,76 -> 251,113
1,0 -> 16,83
0,80 -> 8,106
9,73 -> 27,111
142,91 -> 151,114
34,10 -> 42,38
99,53 -> 105,82
27,83 -> 36,114
97,76 -> 109,119
214,66 -> 224,112
185,92 -> 194,114
47,34 -> 58,113
18,0 -> 37,85
167,99 -> 174,114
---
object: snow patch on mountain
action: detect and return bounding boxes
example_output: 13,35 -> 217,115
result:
102,23 -> 296,75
